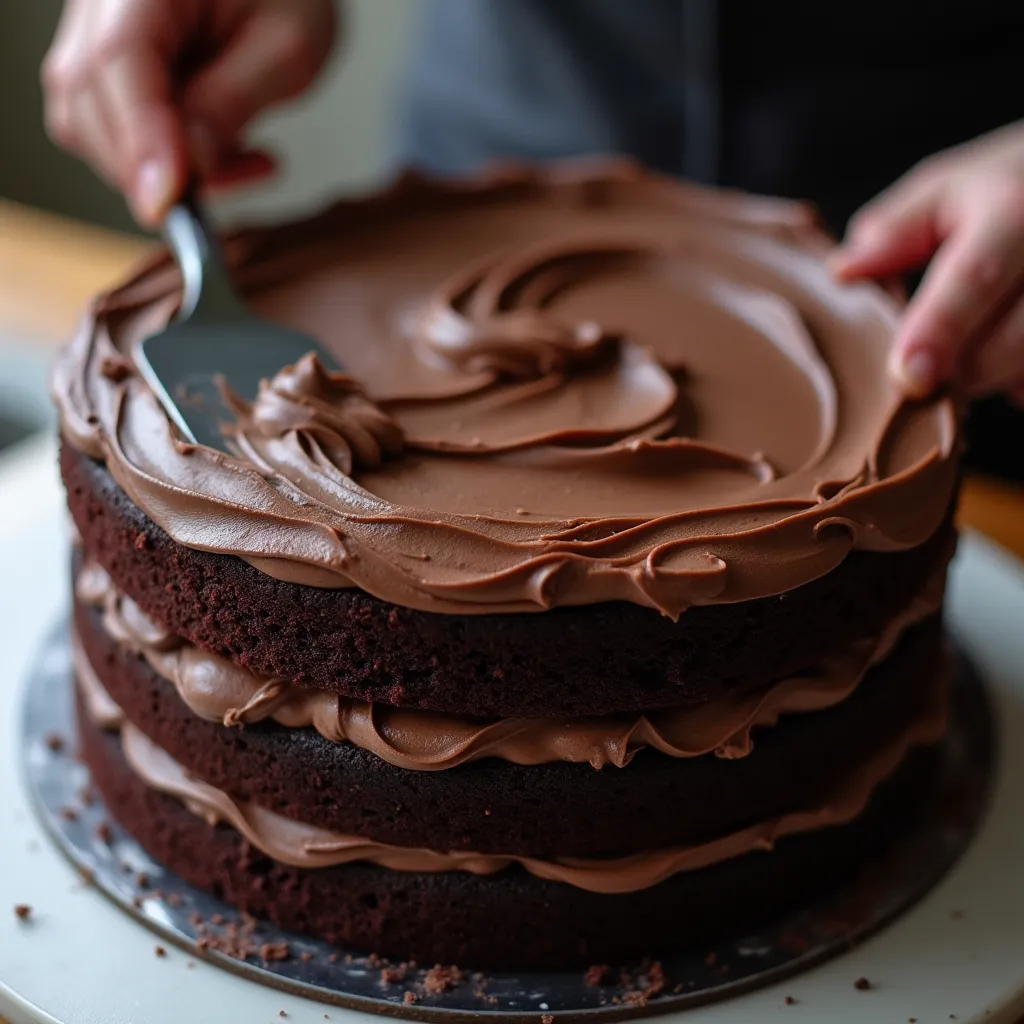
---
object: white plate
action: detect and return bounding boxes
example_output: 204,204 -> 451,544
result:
1,438 -> 1023,1024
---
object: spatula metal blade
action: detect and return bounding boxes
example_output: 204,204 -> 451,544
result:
137,317 -> 336,452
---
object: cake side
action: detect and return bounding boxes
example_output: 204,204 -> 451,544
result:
61,443 -> 957,716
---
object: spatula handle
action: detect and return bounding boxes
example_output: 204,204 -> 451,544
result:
164,186 -> 248,322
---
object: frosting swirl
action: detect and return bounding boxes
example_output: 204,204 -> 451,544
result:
76,556 -> 946,770
237,353 -> 405,474
53,162 -> 959,616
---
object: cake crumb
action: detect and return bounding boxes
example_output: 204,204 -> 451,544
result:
132,897 -> 143,909
854,977 -> 872,991
165,893 -> 183,908
423,964 -> 463,994
279,1012 -> 288,1018
78,866 -> 95,887
78,786 -> 96,807
211,913 -> 225,925
260,942 -> 291,962
785,995 -> 798,1005
14,904 -> 32,921
584,964 -> 611,986
155,946 -> 167,958
381,965 -> 407,985
641,961 -> 665,999
134,532 -> 149,550
95,822 -> 114,845
136,872 -> 150,889
186,961 -> 195,969
59,806 -> 78,822
300,951 -> 313,964
403,992 -> 418,1005
541,1015 -> 554,1024
327,952 -> 339,964
45,732 -> 65,753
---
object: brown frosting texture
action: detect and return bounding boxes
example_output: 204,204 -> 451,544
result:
53,162 -> 959,615
80,669 -> 949,894
77,557 -> 945,769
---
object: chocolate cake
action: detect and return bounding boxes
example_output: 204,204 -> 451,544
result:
52,161 -> 960,968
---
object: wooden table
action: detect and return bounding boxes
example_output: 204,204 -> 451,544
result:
1,199 -> 1022,1024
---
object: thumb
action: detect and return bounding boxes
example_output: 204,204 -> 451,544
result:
181,10 -> 331,175
830,176 -> 945,281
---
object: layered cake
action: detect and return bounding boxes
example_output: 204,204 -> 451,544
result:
53,162 -> 960,968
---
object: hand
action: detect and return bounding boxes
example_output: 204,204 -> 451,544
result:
832,121 -> 1024,403
42,0 -> 338,226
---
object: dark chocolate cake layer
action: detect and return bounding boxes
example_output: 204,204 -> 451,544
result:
78,697 -> 942,968
75,591 -> 944,858
63,444 -> 955,718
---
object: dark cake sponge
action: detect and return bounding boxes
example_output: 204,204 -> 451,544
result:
78,697 -> 942,969
62,444 -> 955,718
77,593 -> 944,858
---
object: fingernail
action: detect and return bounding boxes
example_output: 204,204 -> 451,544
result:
134,160 -> 174,225
891,350 -> 936,398
186,121 -> 218,178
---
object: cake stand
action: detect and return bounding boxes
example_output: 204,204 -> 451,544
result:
2,437 -> 1024,1024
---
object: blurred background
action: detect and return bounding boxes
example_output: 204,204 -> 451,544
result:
0,0 -> 418,233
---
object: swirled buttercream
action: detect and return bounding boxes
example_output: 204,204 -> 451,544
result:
53,162 -> 959,616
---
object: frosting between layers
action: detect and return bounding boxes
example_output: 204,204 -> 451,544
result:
77,663 -> 949,894
53,162 -> 959,616
76,557 -> 946,769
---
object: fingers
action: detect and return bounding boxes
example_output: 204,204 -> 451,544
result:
181,6 -> 335,171
203,148 -> 279,193
67,89 -> 121,185
964,293 -> 1024,396
42,0 -> 336,224
831,169 -> 945,280
890,181 -> 1024,397
42,0 -> 98,153
99,47 -> 189,223
42,0 -> 192,225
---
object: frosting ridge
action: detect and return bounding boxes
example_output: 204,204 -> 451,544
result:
76,557 -> 945,770
80,671 -> 949,894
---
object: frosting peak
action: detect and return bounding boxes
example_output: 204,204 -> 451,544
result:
53,162 -> 960,615
239,353 -> 404,474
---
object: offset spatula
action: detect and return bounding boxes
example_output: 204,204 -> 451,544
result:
137,188 -> 336,452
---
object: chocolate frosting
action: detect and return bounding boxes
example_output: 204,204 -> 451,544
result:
79,667 -> 948,894
53,162 -> 958,616
77,557 -> 945,769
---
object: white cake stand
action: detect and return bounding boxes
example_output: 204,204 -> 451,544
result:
2,437 -> 1023,1024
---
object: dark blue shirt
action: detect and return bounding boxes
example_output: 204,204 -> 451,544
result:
396,0 -> 1024,233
